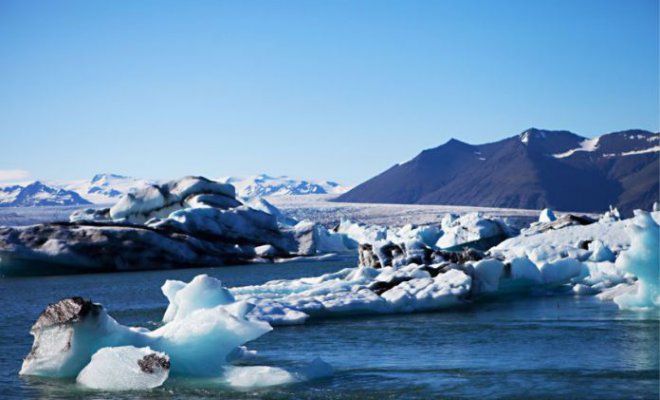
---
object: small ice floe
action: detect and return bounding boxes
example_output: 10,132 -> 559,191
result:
223,358 -> 333,388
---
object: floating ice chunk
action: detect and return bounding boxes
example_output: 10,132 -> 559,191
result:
161,274 -> 235,323
76,346 -> 170,390
223,358 -> 332,388
381,269 -> 471,312
224,365 -> 298,387
613,213 -> 660,310
21,276 -> 272,379
538,208 -> 556,223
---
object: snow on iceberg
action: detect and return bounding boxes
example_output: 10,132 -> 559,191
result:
77,346 -> 170,390
436,213 -> 511,250
110,176 -> 238,224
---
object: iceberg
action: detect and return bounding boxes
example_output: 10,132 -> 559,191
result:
20,276 -> 271,380
612,213 -> 659,310
20,274 -> 333,390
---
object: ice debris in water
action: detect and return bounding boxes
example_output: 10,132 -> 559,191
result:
77,346 -> 170,390
20,274 -> 332,390
231,211 -> 660,325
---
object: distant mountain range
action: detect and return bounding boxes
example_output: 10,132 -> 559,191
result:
0,182 -> 92,207
219,174 -> 348,197
336,128 -> 659,215
0,173 -> 348,207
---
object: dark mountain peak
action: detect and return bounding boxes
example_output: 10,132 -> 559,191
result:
516,128 -> 584,155
336,127 -> 658,214
519,127 -> 582,142
446,138 -> 467,145
593,129 -> 660,155
24,181 -> 46,189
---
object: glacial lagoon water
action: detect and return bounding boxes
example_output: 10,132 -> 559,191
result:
1,260 -> 658,400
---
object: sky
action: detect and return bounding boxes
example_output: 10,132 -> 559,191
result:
0,0 -> 658,185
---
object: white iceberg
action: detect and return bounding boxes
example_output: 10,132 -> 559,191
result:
21,274 -> 336,391
612,213 -> 659,310
20,276 -> 272,379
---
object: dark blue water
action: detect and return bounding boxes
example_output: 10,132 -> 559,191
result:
1,261 -> 658,399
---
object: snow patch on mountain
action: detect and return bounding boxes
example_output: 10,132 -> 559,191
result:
0,185 -> 23,205
553,137 -> 600,158
63,174 -> 154,204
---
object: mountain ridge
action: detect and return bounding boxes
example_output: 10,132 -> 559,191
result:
336,128 -> 659,214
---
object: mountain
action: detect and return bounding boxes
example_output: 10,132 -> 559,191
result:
63,174 -> 154,204
219,174 -> 349,198
0,181 -> 92,207
0,185 -> 23,206
336,128 -> 659,215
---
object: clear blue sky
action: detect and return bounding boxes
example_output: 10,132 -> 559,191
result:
1,0 -> 658,185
